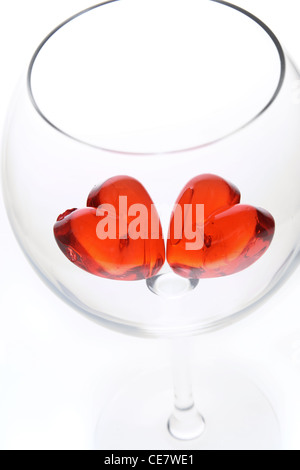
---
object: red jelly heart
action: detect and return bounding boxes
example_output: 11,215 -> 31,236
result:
54,176 -> 165,281
168,174 -> 241,246
167,175 -> 275,279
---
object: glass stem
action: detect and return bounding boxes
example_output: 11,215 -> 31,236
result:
168,338 -> 205,441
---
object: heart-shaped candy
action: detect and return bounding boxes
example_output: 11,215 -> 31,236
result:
167,174 -> 275,279
54,176 -> 165,280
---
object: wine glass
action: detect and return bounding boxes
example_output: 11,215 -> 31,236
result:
2,0 -> 300,450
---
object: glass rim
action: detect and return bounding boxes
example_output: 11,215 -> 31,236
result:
27,0 -> 286,157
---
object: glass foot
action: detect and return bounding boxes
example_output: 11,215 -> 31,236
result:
95,366 -> 281,450
168,406 -> 205,441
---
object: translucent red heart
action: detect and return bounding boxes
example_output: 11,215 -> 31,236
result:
167,175 -> 275,278
54,176 -> 165,280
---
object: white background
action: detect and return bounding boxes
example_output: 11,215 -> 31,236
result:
1,0 -> 300,450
